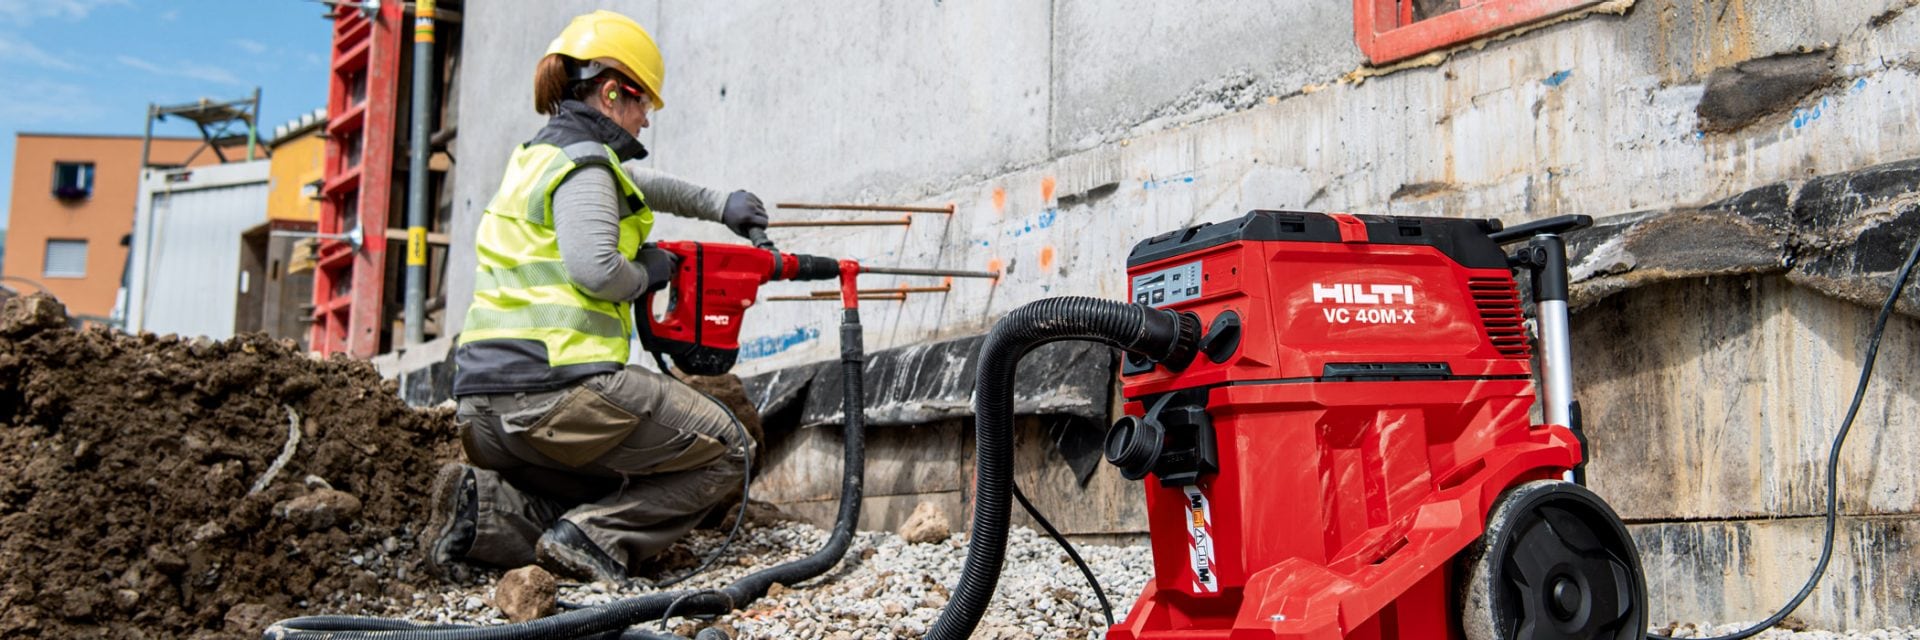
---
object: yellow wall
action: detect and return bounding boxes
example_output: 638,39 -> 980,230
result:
267,129 -> 324,223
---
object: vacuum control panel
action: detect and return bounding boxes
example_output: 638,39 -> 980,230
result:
1130,261 -> 1203,307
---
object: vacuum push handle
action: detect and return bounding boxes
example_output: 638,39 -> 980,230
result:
1488,214 -> 1592,244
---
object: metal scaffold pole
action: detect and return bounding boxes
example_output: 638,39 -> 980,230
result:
402,0 -> 436,346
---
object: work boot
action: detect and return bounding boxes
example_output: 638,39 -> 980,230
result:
536,520 -> 628,584
424,462 -> 478,580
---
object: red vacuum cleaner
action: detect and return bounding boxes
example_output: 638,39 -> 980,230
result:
1104,211 -> 1642,639
925,211 -> 1647,640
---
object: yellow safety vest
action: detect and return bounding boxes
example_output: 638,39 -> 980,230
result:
458,142 -> 654,376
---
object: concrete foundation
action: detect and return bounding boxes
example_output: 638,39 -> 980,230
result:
444,0 -> 1920,630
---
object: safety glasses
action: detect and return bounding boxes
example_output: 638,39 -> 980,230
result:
616,82 -> 653,109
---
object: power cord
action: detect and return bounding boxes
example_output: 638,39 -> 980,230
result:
657,589 -> 729,633
650,353 -> 756,591
1650,234 -> 1920,640
1012,481 -> 1117,628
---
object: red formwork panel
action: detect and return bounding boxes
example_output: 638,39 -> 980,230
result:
1353,0 -> 1602,65
311,2 -> 402,357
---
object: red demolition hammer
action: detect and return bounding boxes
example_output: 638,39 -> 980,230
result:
637,228 -> 997,375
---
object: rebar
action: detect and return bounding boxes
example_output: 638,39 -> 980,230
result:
776,202 -> 955,214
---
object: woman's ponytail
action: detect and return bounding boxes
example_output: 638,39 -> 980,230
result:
533,54 -> 572,115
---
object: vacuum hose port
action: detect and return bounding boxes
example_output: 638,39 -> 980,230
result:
1105,415 -> 1165,481
1142,309 -> 1204,371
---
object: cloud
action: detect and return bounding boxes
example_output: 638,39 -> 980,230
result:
0,0 -> 131,25
159,8 -> 177,21
0,78 -> 102,125
118,54 -> 245,86
233,38 -> 267,55
0,33 -> 78,71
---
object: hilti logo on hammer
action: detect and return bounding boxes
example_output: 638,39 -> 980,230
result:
1311,283 -> 1418,324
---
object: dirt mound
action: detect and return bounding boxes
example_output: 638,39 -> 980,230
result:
0,295 -> 459,638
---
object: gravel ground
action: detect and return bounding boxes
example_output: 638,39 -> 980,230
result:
361,521 -> 1148,639
1655,624 -> 1920,639
327,519 -> 1918,640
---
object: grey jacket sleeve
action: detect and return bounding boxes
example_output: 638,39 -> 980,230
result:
551,165 -> 651,302
621,160 -> 727,223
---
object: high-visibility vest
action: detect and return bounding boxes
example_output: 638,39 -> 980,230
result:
458,141 -> 654,373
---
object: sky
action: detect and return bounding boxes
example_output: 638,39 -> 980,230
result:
0,0 -> 332,230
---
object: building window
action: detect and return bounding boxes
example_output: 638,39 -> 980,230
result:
1354,0 -> 1601,65
53,161 -> 95,200
43,239 -> 88,278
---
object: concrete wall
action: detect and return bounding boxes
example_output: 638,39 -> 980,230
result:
454,0 -> 1920,369
450,0 -> 1920,629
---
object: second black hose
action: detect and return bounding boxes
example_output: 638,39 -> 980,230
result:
925,297 -> 1197,640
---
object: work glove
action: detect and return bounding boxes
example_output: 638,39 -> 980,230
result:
636,244 -> 681,294
721,190 -> 768,239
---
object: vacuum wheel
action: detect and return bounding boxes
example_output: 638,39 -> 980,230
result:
1461,480 -> 1647,640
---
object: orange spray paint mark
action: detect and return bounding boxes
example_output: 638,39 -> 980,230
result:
992,187 -> 1006,213
987,257 -> 1005,276
1041,176 -> 1057,203
1038,246 -> 1056,270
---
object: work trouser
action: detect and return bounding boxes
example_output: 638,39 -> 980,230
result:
454,365 -> 750,573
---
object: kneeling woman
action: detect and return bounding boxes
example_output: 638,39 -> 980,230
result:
427,10 -> 765,583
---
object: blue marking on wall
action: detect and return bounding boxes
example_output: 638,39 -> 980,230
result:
1142,176 -> 1196,190
1542,70 -> 1573,87
1791,97 -> 1830,129
1854,77 -> 1867,92
1005,208 -> 1060,238
740,326 -> 821,360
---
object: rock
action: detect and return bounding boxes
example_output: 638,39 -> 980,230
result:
896,501 -> 951,544
149,544 -> 189,576
58,589 -> 102,620
0,294 -> 68,338
112,589 -> 141,611
276,488 -> 363,532
191,521 -> 227,542
494,565 -> 559,623
224,602 -> 279,634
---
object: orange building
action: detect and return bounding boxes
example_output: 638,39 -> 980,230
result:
3,133 -> 212,320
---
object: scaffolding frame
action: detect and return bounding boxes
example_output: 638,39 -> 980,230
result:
139,89 -> 264,168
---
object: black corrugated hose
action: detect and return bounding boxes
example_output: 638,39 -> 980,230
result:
263,309 -> 870,640
925,297 -> 1199,640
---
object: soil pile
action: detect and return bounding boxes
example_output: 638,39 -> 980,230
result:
0,294 -> 459,638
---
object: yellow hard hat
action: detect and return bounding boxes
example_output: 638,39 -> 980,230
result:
545,10 -> 666,109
